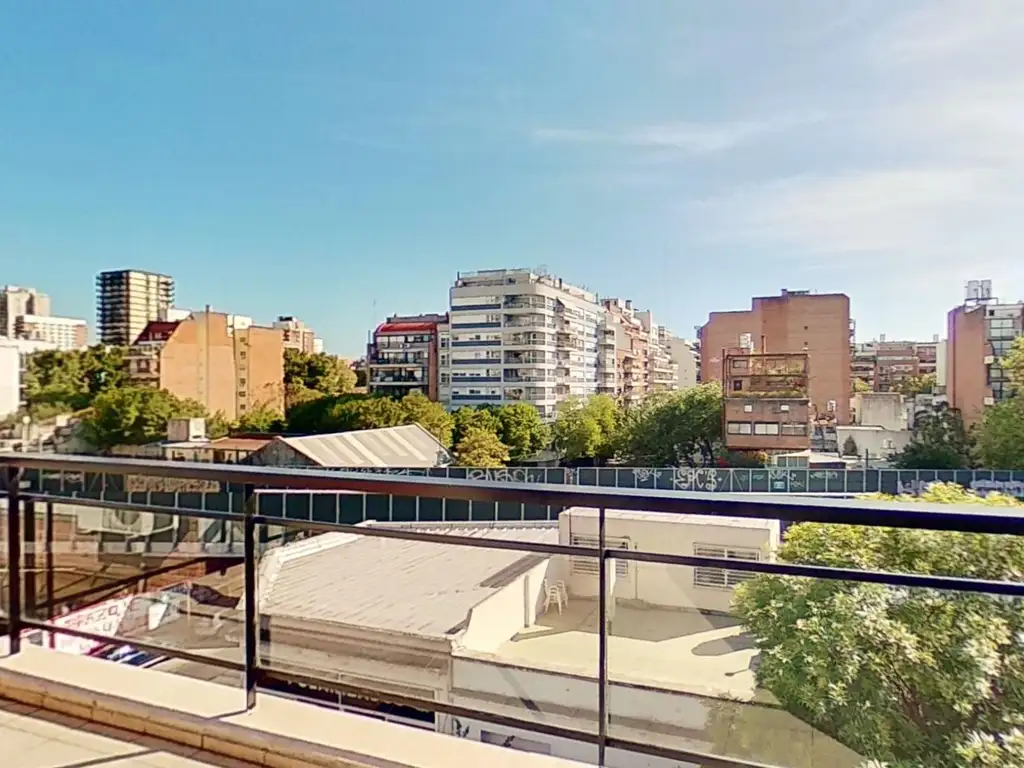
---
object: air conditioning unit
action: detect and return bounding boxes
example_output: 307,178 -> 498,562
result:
780,404 -> 791,412
983,396 -> 996,406
76,507 -> 177,538
984,355 -> 995,364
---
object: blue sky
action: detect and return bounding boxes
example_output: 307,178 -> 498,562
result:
3,1 -> 1023,356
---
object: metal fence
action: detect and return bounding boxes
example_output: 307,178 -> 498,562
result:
2,453 -> 1024,768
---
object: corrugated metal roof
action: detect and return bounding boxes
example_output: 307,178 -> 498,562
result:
279,423 -> 451,468
258,523 -> 558,639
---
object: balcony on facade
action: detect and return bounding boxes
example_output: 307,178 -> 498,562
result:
503,351 -> 554,366
724,352 -> 811,451
504,332 -> 556,348
3,453 -> 1020,768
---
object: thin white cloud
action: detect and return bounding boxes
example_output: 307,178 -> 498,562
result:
869,0 -> 1024,64
533,112 -> 826,155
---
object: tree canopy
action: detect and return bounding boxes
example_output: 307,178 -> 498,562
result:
285,391 -> 453,447
22,345 -> 125,416
495,402 -> 551,461
82,387 -> 207,449
454,427 -> 510,468
734,483 -> 1024,767
893,373 -> 937,397
616,384 -> 723,466
551,395 -> 620,463
283,349 -> 357,408
893,403 -> 974,469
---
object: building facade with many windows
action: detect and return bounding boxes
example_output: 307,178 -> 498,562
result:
442,269 -> 602,420
367,314 -> 448,401
124,310 -> 283,420
96,269 -> 174,346
947,291 -> 1023,425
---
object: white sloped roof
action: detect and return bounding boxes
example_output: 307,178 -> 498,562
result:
280,423 -> 451,468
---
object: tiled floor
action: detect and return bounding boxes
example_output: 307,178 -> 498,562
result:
0,699 -> 257,768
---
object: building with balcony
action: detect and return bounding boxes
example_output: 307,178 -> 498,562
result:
700,289 -> 851,424
601,299 -> 649,406
947,281 -> 1023,425
0,285 -> 51,338
12,313 -> 88,350
635,310 -> 678,393
273,316 -> 322,354
368,314 -> 448,401
96,270 -> 174,347
722,352 -> 811,453
443,270 -> 601,419
850,335 -> 945,393
124,310 -> 284,420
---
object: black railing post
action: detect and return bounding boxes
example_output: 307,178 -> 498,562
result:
5,466 -> 23,654
243,486 -> 258,710
44,501 -> 54,648
23,499 -> 36,620
597,505 -> 608,767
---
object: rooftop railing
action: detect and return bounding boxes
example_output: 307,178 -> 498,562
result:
1,453 -> 1023,768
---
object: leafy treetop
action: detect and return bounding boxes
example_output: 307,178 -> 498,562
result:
734,483 -> 1024,768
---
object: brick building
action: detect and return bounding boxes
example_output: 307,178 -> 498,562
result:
722,352 -> 811,452
948,298 -> 1023,425
125,310 -> 284,420
699,289 -> 852,424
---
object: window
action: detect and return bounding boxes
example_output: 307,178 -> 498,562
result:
727,422 -> 752,434
753,422 -> 780,435
239,351 -> 246,359
693,544 -> 760,589
781,423 -> 807,436
732,380 -> 743,392
570,534 -> 629,576
238,378 -> 246,386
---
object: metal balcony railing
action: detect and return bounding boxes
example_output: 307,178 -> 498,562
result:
1,454 -> 1023,768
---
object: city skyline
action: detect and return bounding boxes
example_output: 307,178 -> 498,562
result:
4,2 -> 1024,356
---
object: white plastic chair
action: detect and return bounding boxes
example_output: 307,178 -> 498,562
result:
544,584 -> 565,615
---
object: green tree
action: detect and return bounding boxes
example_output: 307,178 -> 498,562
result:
496,403 -> 550,461
205,411 -> 232,439
842,435 -> 859,457
235,403 -> 284,434
399,391 -> 454,447
452,406 -> 501,445
976,399 -> 1024,469
82,387 -> 206,449
734,483 -> 1024,768
1001,336 -> 1024,393
454,427 -> 509,467
893,403 -> 973,469
894,373 -> 938,397
22,345 -> 126,414
617,383 -> 723,466
552,396 -> 620,463
853,378 -> 872,394
283,349 -> 357,397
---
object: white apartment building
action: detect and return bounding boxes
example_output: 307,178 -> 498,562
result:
442,269 -> 602,419
13,314 -> 88,350
0,338 -> 58,418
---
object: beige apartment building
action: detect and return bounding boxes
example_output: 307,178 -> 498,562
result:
700,289 -> 852,424
0,285 -> 51,337
125,310 -> 284,420
273,315 -> 322,354
601,299 -> 650,405
851,335 -> 944,393
14,314 -> 88,350
96,269 -> 174,346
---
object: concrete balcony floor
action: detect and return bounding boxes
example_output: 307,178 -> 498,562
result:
0,699 -> 254,768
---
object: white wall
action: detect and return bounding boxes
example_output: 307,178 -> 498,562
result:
459,558 -> 556,654
836,427 -> 911,461
0,343 -> 21,418
559,510 -> 778,615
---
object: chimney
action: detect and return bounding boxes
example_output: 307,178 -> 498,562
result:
625,300 -> 633,310
879,333 -> 886,342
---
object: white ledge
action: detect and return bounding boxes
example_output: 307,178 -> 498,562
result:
0,643 -> 579,768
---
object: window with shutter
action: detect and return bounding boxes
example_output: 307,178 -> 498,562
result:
570,534 -> 630,576
693,544 -> 760,589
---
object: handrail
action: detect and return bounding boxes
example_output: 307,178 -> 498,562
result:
3,453 -> 1023,768
2,452 -> 1023,535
